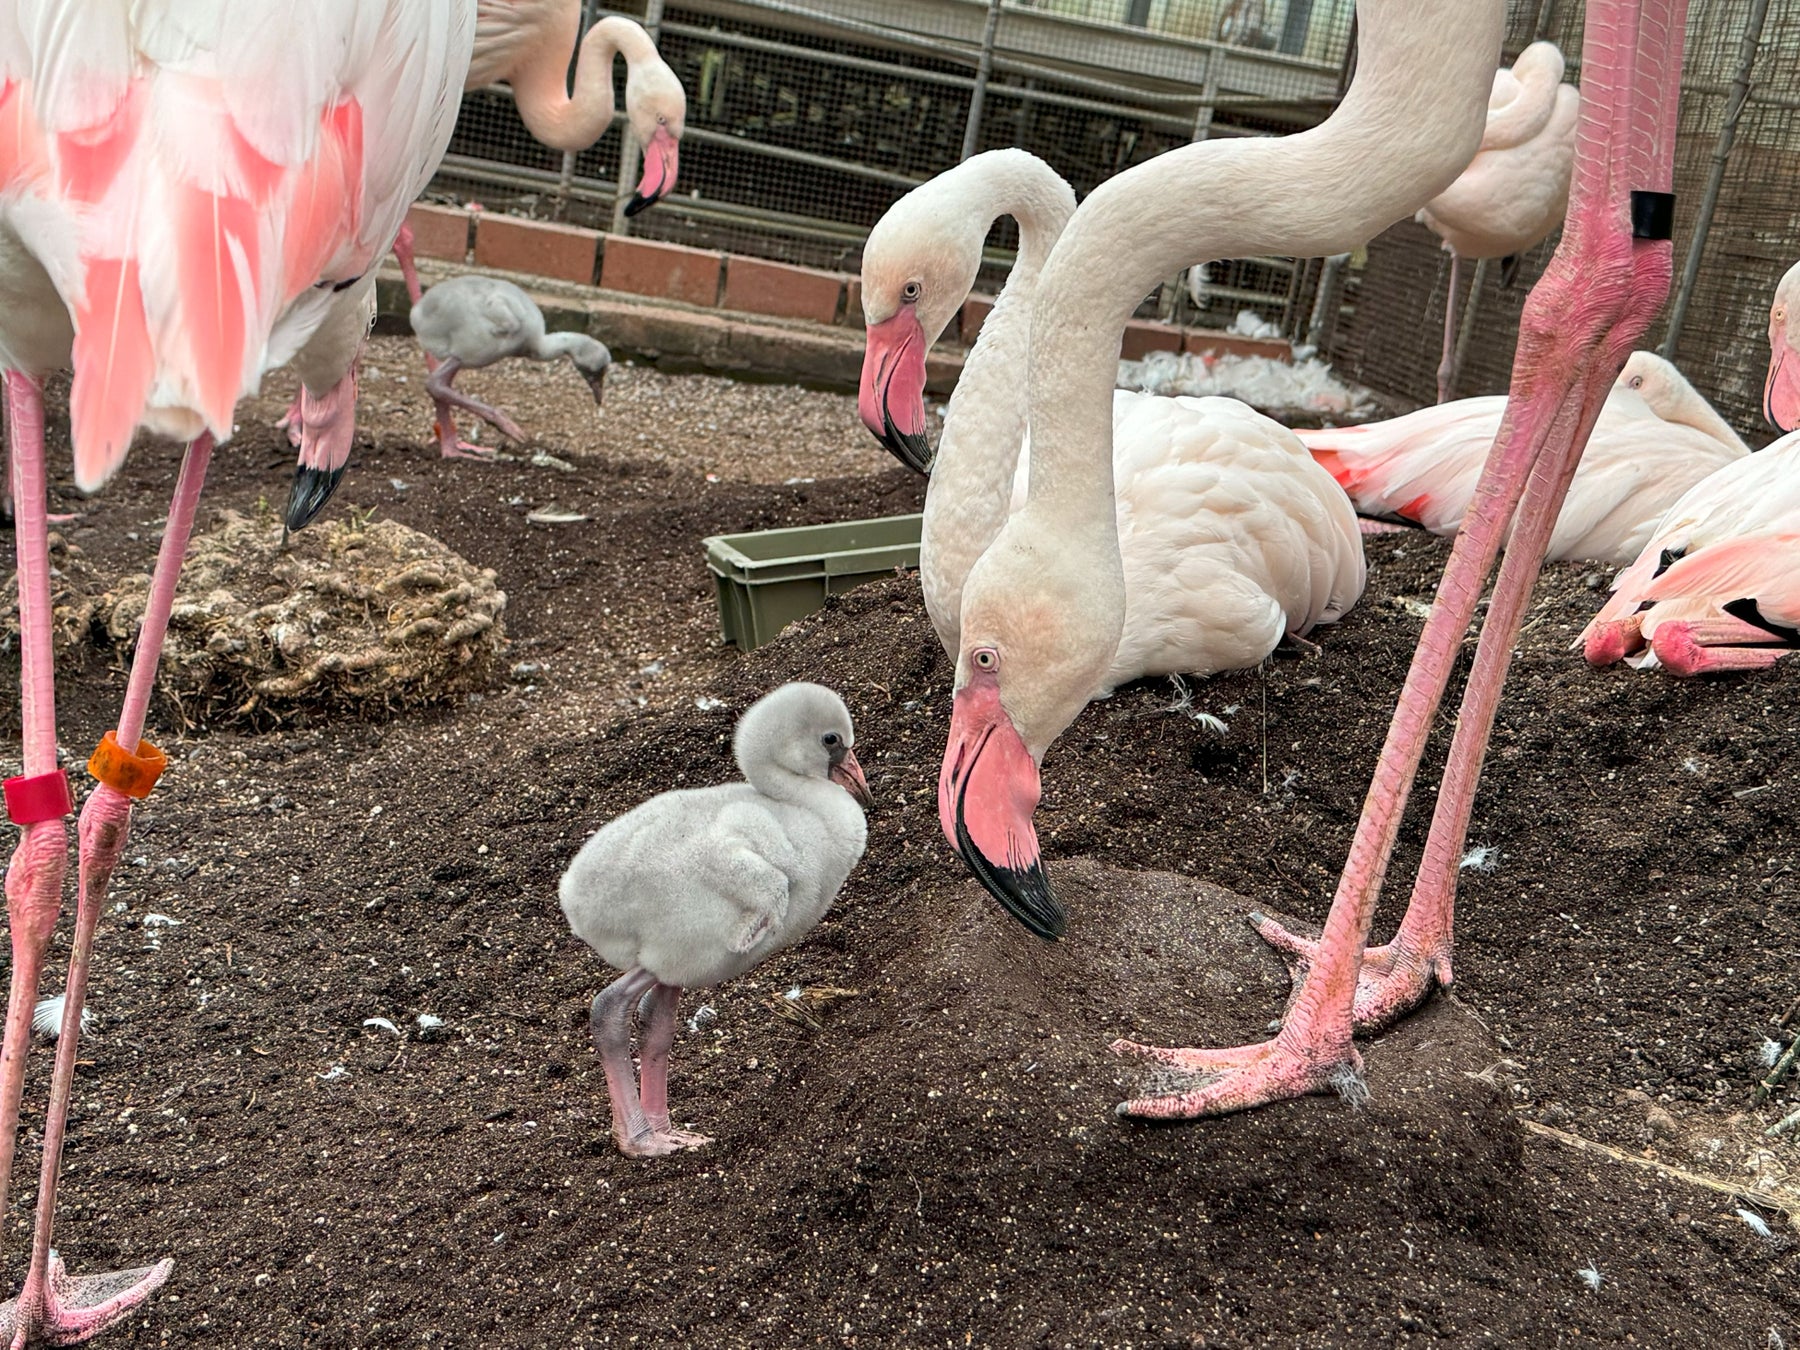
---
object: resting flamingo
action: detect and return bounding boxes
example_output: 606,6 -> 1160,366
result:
1764,258 -> 1800,431
1296,351 -> 1746,564
933,0 -> 1684,1120
0,4 -> 474,1340
859,150 -> 1362,834
1580,431 -> 1800,675
1418,40 -> 1577,402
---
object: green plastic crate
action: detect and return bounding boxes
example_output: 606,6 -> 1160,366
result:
703,514 -> 923,650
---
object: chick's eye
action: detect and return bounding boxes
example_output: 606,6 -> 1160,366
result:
972,647 -> 998,671
901,281 -> 921,303
821,732 -> 841,748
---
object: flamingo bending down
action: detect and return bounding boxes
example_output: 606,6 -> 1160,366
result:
0,4 -> 474,1341
410,275 -> 611,460
1417,40 -> 1577,402
1580,431 -> 1800,675
859,152 -> 1361,930
1764,259 -> 1800,431
934,0 -> 1683,1120
1296,351 -> 1747,565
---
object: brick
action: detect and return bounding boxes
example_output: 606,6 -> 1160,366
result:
472,215 -> 600,285
1120,319 -> 1183,361
842,277 -> 865,329
1182,330 -> 1293,362
960,295 -> 996,346
600,236 -> 722,309
720,257 -> 844,326
405,204 -> 472,263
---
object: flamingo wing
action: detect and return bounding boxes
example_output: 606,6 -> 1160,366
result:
467,0 -> 569,90
0,0 -> 473,490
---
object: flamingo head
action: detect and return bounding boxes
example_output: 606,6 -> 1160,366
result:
623,62 -> 686,217
1614,350 -> 1688,414
856,180 -> 988,475
937,523 -> 1126,941
1765,261 -> 1800,432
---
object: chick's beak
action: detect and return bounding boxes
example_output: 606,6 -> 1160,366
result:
857,310 -> 931,474
937,673 -> 1064,940
829,746 -> 874,809
584,366 -> 607,408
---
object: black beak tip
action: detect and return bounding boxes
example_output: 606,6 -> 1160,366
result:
954,808 -> 1065,941
878,414 -> 933,476
285,465 -> 347,533
623,193 -> 657,218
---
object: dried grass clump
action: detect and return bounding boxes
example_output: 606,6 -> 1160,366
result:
97,510 -> 507,725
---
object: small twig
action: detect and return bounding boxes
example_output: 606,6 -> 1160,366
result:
1756,1035 -> 1800,1104
1766,1105 -> 1800,1139
1520,1119 -> 1800,1224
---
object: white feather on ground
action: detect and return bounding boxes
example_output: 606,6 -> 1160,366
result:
32,993 -> 95,1040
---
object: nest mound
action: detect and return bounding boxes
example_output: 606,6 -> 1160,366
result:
98,511 -> 507,725
0,531 -> 107,654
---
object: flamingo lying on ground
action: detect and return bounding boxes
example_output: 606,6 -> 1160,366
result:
1418,40 -> 1577,402
934,0 -> 1684,1120
1764,259 -> 1800,431
561,683 -> 871,1156
859,151 -> 1362,870
0,4 -> 473,1340
1296,351 -> 1746,564
1581,430 -> 1800,674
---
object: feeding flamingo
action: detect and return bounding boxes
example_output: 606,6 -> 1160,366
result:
933,0 -> 1684,1120
1764,258 -> 1800,431
1418,40 -> 1577,402
1580,431 -> 1800,675
859,150 -> 1362,846
1296,351 -> 1747,564
0,4 -> 474,1341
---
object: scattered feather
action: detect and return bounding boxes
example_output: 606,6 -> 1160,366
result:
765,985 -> 861,1033
695,697 -> 726,712
142,913 -> 183,928
1329,1064 -> 1370,1110
686,1005 -> 717,1032
1762,1038 -> 1785,1068
362,1017 -> 401,1037
1459,845 -> 1501,873
1117,348 -> 1372,419
1577,1263 -> 1603,1292
1736,1208 -> 1774,1240
525,506 -> 588,525
529,452 -> 575,472
32,993 -> 94,1039
416,1014 -> 445,1032
317,1064 -> 348,1082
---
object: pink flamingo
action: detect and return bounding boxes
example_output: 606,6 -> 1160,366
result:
1418,40 -> 1578,402
936,0 -> 1684,1117
1764,258 -> 1800,431
0,4 -> 474,1341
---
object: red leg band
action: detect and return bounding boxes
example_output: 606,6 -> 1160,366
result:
87,732 -> 167,801
4,769 -> 72,825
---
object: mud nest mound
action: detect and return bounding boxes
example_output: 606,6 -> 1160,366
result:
0,531 -> 107,655
97,510 -> 507,725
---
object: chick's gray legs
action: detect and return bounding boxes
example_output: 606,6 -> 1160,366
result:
590,968 -> 709,1158
638,982 -> 711,1149
425,357 -> 526,460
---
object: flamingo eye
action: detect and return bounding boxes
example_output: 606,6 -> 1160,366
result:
972,647 -> 998,671
901,281 -> 922,303
1629,376 -> 1643,389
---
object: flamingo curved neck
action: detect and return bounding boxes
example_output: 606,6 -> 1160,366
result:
511,15 -> 655,153
532,329 -> 605,365
1664,384 -> 1748,452
1481,44 -> 1564,150
922,157 -> 1076,651
1021,0 -> 1503,530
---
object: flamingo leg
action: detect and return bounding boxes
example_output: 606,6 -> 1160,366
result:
426,358 -> 523,460
274,394 -> 304,449
1115,0 -> 1688,1119
1436,252 -> 1464,404
636,982 -> 710,1151
392,223 -> 443,384
0,436 -> 213,1346
1650,615 -> 1795,676
591,967 -> 693,1158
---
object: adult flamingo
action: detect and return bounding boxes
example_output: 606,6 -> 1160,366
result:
0,5 -> 474,1342
938,0 -> 1685,1119
1297,351 -> 1747,565
1418,40 -> 1577,402
859,150 -> 1362,837
1764,258 -> 1800,430
1580,430 -> 1800,674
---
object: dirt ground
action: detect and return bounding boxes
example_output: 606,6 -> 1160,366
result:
0,338 -> 1796,1348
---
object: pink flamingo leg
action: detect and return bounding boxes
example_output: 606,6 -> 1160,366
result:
0,375 -> 71,1254
1436,253 -> 1464,404
426,358 -> 523,461
1651,616 -> 1793,675
636,983 -> 710,1151
392,223 -> 445,391
275,395 -> 304,449
1115,0 -> 1689,1118
0,436 -> 213,1346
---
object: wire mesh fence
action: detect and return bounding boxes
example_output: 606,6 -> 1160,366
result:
1327,0 -> 1800,438
430,0 -> 1354,325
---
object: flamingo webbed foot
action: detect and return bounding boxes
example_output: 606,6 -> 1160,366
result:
1248,911 -> 1453,1037
615,1125 -> 711,1158
0,1252 -> 174,1347
1110,1035 -> 1365,1120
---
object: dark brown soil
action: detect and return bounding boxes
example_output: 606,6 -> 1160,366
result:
1,365 -> 1797,1348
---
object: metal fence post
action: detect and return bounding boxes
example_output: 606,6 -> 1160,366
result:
612,0 -> 667,236
1661,0 -> 1772,361
555,0 -> 601,221
960,0 -> 1005,163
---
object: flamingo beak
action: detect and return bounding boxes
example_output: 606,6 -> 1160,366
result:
625,126 -> 679,217
829,745 -> 874,809
858,310 -> 932,474
1765,338 -> 1800,432
938,673 -> 1063,940
583,366 -> 607,408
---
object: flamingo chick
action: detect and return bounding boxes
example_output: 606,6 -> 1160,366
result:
1581,430 -> 1800,675
1295,351 -> 1747,565
409,275 -> 611,461
560,683 -> 872,1157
